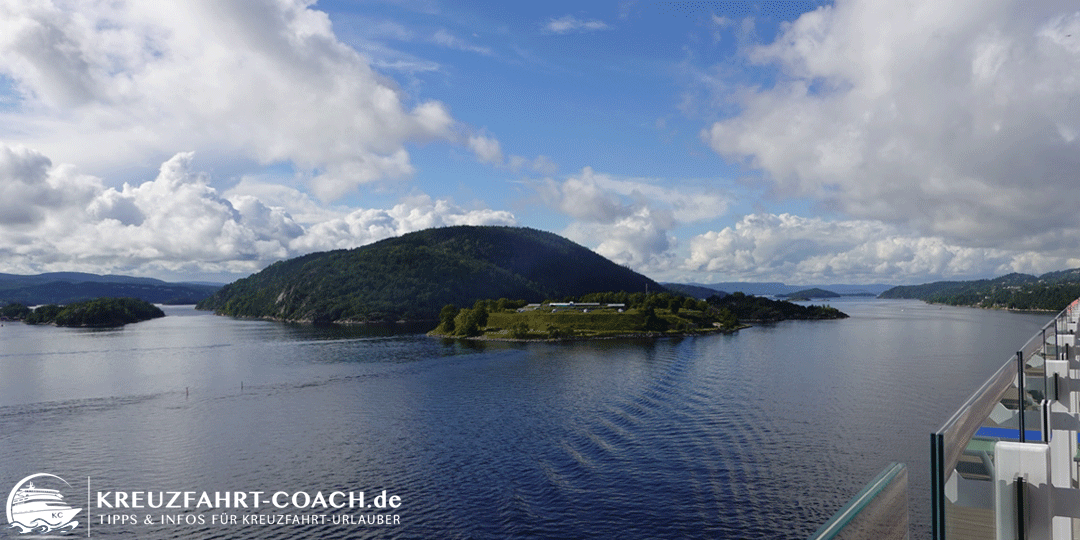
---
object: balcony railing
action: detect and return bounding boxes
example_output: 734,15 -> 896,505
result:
807,462 -> 909,540
808,298 -> 1080,540
930,299 -> 1080,540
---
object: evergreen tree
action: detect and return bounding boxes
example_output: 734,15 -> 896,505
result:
438,304 -> 457,333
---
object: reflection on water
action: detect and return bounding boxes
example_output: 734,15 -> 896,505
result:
0,301 -> 1053,539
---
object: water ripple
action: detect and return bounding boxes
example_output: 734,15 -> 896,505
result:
0,303 -> 1059,539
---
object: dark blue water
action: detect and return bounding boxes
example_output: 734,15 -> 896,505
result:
0,300 -> 1053,539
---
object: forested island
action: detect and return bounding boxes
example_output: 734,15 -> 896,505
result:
3,297 -> 165,327
429,291 -> 846,341
879,268 -> 1080,311
192,224 -> 852,338
780,288 -> 842,300
709,292 -> 848,322
197,226 -> 662,323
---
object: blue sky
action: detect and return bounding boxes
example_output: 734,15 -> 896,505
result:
1,0 -> 1079,285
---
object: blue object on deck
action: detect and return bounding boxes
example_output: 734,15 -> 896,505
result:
973,426 -> 1044,442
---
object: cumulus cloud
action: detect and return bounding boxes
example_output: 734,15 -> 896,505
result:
0,144 -> 97,227
0,0 -> 458,200
564,209 -> 678,274
703,0 -> 1080,250
540,166 -> 731,224
464,133 -> 561,172
543,15 -> 610,34
291,194 -> 516,253
225,177 -> 344,227
685,213 -> 1080,284
0,146 -> 516,278
539,166 -> 732,272
467,134 -> 504,164
0,149 -> 306,275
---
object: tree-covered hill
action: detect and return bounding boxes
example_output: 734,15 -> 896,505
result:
780,288 -> 841,299
662,283 -> 728,299
196,226 -> 664,323
879,269 -> 1080,311
707,292 -> 848,322
22,297 -> 165,327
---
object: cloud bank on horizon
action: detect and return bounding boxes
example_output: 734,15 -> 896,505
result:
0,0 -> 1078,285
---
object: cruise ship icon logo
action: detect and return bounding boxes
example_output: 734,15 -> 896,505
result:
5,473 -> 81,534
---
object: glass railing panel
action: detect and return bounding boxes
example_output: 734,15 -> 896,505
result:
932,361 -> 1019,540
1023,351 -> 1046,430
931,302 -> 1076,540
807,463 -> 908,540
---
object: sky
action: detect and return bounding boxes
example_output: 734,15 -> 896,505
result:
1,0 -> 1079,286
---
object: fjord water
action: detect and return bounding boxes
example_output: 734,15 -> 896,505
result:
0,300 -> 1052,539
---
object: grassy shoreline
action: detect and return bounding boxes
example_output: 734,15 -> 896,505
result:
428,324 -> 752,342
428,304 -> 742,341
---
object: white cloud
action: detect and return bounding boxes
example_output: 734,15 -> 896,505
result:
538,166 -> 731,273
703,1 -> 1080,251
5,144 -> 1076,285
543,15 -> 610,34
508,154 -> 559,175
685,213 -> 1080,284
292,193 -> 516,253
529,155 -> 559,175
467,134 -> 562,173
225,176 -> 344,226
0,0 -> 458,200
0,149 -> 298,276
540,166 -> 731,224
564,209 -> 677,274
468,134 -> 504,164
541,168 -> 631,223
0,146 -> 516,279
0,144 -> 95,227
431,29 -> 493,56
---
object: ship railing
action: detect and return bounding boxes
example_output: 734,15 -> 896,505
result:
807,462 -> 909,540
930,298 -> 1080,540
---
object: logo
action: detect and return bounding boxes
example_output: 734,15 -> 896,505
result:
6,473 -> 81,534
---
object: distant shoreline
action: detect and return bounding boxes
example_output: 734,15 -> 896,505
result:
917,300 -> 1057,313
202,309 -> 438,326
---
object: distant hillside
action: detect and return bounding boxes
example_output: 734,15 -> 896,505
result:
781,288 -> 841,299
197,226 -> 664,323
662,283 -> 728,299
707,292 -> 848,322
699,282 -> 893,297
880,269 -> 1080,311
0,273 -> 220,305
